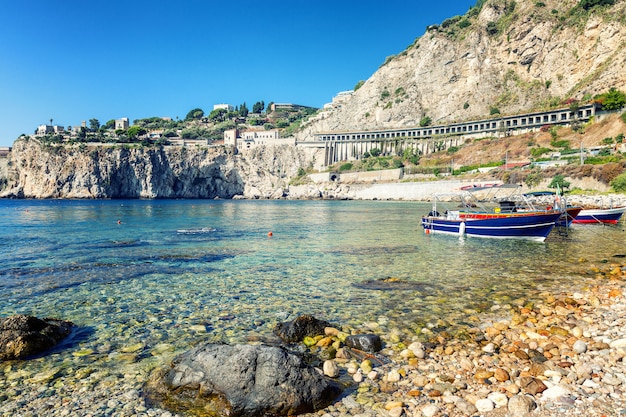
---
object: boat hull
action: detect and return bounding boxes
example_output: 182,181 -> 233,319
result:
421,212 -> 563,242
556,207 -> 583,227
571,207 -> 626,224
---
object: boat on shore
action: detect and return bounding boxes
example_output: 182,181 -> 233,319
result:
421,185 -> 564,242
572,206 -> 626,224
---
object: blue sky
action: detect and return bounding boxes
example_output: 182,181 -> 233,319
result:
0,1 -> 477,147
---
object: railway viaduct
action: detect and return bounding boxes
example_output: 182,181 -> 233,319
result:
298,104 -> 598,166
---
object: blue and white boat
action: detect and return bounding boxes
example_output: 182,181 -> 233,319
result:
421,185 -> 564,242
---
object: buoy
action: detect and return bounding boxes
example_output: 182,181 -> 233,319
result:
267,231 -> 273,237
425,229 -> 430,235
117,220 -> 121,225
459,221 -> 466,236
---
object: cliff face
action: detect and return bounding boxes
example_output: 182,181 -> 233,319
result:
297,0 -> 626,139
0,138 -> 322,199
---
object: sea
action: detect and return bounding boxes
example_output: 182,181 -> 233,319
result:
1,198 -> 624,388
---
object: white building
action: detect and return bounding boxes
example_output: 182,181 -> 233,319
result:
213,104 -> 234,112
36,125 -> 64,135
224,129 -> 295,150
115,118 -> 129,130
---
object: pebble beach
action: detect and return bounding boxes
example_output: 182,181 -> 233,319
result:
0,260 -> 624,417
307,259 -> 626,417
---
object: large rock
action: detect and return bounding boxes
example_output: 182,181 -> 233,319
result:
147,343 -> 341,417
0,315 -> 74,360
274,314 -> 332,343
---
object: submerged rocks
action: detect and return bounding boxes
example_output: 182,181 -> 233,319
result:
0,315 -> 73,361
147,343 -> 341,417
344,334 -> 382,353
274,314 -> 332,343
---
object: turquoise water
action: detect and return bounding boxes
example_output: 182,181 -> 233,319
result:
1,199 -> 624,377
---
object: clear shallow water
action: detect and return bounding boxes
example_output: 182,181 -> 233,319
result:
1,199 -> 625,377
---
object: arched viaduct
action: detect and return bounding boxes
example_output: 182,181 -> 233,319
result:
298,104 -> 597,166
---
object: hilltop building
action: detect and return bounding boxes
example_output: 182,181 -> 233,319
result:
115,118 -> 129,130
323,91 -> 353,110
269,103 -> 316,112
224,129 -> 295,150
213,104 -> 234,112
36,124 -> 64,136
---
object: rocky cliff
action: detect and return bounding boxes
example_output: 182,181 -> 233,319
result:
297,0 -> 626,139
0,138 -> 322,199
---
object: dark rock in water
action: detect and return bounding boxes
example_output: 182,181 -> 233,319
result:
146,343 -> 341,417
345,334 -> 383,353
353,276 -> 435,291
274,314 -> 332,343
0,315 -> 74,361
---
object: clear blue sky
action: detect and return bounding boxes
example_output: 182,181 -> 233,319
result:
0,0 -> 477,147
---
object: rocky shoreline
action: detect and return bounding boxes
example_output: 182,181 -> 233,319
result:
0,259 -> 625,416
301,259 -> 626,417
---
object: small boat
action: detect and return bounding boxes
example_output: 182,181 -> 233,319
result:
421,185 -> 564,242
571,206 -> 626,224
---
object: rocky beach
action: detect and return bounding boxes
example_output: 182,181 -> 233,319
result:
1,255 -> 626,417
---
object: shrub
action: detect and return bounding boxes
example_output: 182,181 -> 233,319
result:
524,171 -> 543,188
580,0 -> 616,10
419,116 -> 432,127
486,21 -> 499,35
339,163 -> 353,172
616,133 -> 624,143
611,173 -> 626,192
369,148 -> 381,157
602,137 -> 614,145
354,80 -> 365,91
621,112 -> 626,124
597,163 -> 624,184
551,139 -> 570,148
548,174 -> 571,189
531,147 -> 551,157
490,106 -> 500,115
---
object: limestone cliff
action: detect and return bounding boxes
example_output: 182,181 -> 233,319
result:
0,138 -> 322,199
297,0 -> 626,139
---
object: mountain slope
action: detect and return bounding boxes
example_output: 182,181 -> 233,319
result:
297,0 -> 626,139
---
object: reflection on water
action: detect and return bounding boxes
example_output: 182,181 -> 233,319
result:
0,199 -> 624,379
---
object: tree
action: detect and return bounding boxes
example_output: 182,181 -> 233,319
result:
598,88 -> 626,111
548,174 -> 570,190
239,102 -> 249,117
89,118 -> 100,132
104,119 -> 116,130
185,108 -> 204,121
127,125 -> 147,140
253,101 -> 265,113
208,108 -> 227,122
611,173 -> 626,192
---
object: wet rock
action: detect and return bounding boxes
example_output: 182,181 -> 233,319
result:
344,334 -> 382,353
0,315 -> 74,360
274,315 -> 332,343
147,343 -> 341,417
352,277 -> 435,292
